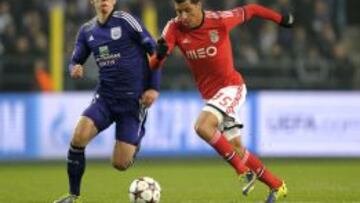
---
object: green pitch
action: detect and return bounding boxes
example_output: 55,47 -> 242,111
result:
1,158 -> 360,203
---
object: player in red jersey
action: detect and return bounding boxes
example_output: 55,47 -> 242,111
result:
150,0 -> 294,202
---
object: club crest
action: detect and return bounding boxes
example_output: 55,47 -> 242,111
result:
111,27 -> 122,40
209,30 -> 219,43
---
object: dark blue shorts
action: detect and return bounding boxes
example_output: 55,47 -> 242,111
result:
82,93 -> 147,146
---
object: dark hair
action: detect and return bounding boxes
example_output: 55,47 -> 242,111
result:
173,0 -> 201,4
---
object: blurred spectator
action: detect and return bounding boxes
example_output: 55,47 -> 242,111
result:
296,46 -> 330,86
332,42 -> 355,89
0,1 -> 12,34
0,0 -> 49,91
312,0 -> 331,34
0,0 -> 358,91
239,44 -> 260,66
292,26 -> 308,59
317,22 -> 337,59
259,22 -> 278,57
35,59 -> 54,92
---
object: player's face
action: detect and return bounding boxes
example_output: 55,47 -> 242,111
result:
174,0 -> 203,29
91,0 -> 116,15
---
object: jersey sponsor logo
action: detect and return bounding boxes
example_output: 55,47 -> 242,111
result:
99,46 -> 110,58
209,30 -> 219,43
111,26 -> 122,40
186,46 -> 218,60
97,45 -> 121,67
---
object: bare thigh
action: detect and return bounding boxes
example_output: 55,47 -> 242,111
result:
194,111 -> 219,142
71,116 -> 98,147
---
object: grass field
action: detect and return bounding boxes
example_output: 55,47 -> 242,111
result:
0,158 -> 360,203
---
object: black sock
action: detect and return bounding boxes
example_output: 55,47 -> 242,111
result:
67,144 -> 85,196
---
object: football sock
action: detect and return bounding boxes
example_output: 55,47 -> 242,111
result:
67,144 -> 86,196
209,131 -> 248,175
241,149 -> 283,189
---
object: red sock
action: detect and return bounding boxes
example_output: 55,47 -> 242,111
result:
209,132 -> 248,175
242,150 -> 283,189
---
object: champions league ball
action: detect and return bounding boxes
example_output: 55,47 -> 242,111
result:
129,177 -> 161,203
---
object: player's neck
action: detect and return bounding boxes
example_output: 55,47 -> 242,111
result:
97,9 -> 114,24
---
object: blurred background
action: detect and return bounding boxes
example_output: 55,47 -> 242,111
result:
0,0 -> 360,159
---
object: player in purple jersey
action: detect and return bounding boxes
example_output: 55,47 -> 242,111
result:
54,0 -> 160,202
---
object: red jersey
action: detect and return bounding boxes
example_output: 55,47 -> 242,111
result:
158,4 -> 282,99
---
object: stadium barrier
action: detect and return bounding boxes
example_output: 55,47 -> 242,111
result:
0,91 -> 359,160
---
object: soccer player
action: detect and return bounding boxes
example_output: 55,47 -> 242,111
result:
53,0 -> 160,202
150,0 -> 294,202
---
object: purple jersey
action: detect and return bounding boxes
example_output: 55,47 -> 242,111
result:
70,10 -> 160,98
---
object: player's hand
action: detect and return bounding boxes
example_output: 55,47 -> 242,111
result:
156,38 -> 169,60
70,64 -> 84,79
280,13 -> 295,28
140,89 -> 159,108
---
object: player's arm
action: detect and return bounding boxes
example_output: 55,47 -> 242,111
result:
149,38 -> 168,70
122,11 -> 157,55
222,4 -> 294,31
122,12 -> 161,107
243,4 -> 294,27
149,20 -> 177,70
126,16 -> 162,94
69,26 -> 91,79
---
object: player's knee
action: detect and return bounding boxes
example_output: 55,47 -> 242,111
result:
194,122 -> 213,140
71,128 -> 93,146
195,114 -> 218,138
71,133 -> 89,147
71,136 -> 86,147
112,159 -> 133,171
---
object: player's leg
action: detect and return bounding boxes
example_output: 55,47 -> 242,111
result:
222,112 -> 285,197
111,99 -> 148,171
220,118 -> 256,195
112,141 -> 137,171
227,136 -> 256,195
67,116 -> 98,194
223,121 -> 286,200
238,145 -> 284,189
265,183 -> 288,203
235,142 -> 287,202
53,116 -> 98,203
197,85 -> 250,175
194,110 -> 248,175
54,95 -> 113,203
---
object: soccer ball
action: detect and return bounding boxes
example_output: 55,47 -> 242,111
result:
128,177 -> 161,203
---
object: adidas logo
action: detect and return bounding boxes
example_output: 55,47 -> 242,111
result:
89,35 -> 94,41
